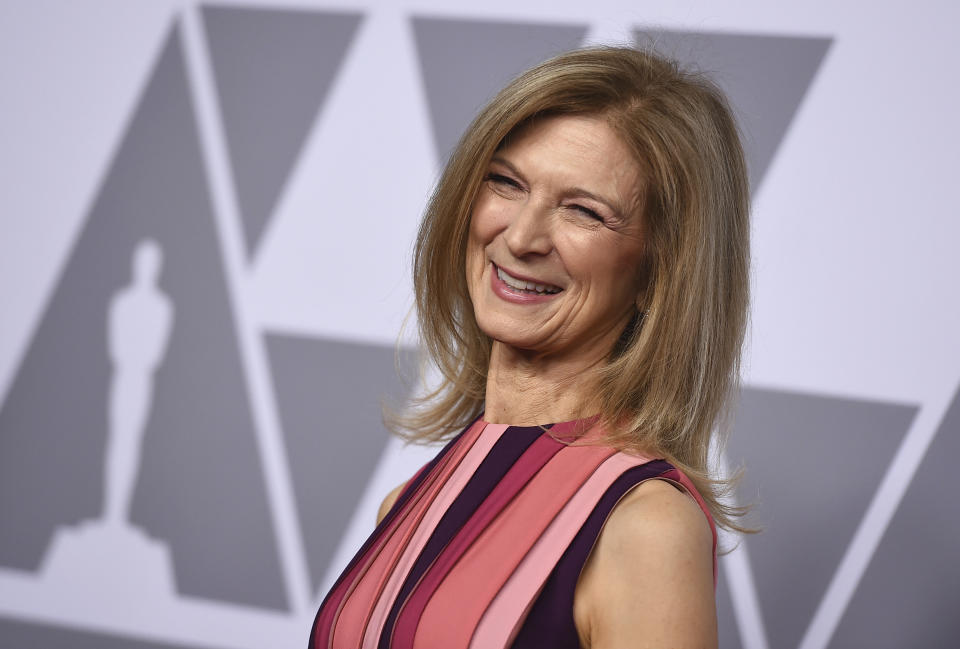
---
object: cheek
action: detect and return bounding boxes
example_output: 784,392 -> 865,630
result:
563,236 -> 645,302
606,250 -> 647,303
470,191 -> 514,242
465,208 -> 494,284
475,220 -> 495,244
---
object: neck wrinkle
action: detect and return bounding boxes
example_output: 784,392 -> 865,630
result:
483,340 -> 605,427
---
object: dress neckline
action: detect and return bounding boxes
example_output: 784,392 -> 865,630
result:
478,413 -> 604,443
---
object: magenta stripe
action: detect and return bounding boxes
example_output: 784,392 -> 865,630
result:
468,451 -> 655,648
375,424 -> 548,649
360,423 -> 508,648
312,421 -> 482,648
389,433 -> 564,649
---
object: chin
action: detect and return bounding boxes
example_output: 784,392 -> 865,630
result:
477,319 -> 538,351
486,326 -> 559,356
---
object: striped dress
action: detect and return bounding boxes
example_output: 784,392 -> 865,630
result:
309,417 -> 717,649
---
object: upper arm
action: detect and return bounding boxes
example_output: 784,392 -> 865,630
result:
376,480 -> 408,526
578,479 -> 716,649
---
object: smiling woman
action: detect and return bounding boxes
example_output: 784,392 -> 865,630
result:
465,114 -> 648,424
310,45 -> 750,649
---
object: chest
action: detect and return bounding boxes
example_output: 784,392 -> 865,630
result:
311,421 -> 670,649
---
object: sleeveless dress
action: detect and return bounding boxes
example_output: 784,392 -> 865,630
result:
309,417 -> 717,649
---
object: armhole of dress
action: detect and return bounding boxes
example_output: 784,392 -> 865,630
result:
646,475 -> 719,588
573,476 -> 652,584
573,474 -> 718,605
391,475 -> 418,513
385,421 -> 478,522
569,476 -> 655,609
571,476 -> 671,648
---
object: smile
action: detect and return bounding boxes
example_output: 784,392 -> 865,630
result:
495,265 -> 562,295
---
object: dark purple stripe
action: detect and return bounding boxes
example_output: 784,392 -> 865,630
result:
308,420 -> 474,649
510,459 -> 674,649
377,424 -> 547,649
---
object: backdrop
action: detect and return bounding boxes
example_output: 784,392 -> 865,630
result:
1,0 -> 958,647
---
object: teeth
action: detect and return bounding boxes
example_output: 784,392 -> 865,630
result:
496,267 -> 561,294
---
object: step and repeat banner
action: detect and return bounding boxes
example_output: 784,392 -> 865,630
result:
1,1 -> 957,647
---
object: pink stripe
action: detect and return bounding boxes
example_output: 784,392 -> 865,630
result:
469,451 -> 654,649
661,468 -> 718,586
359,423 -> 508,649
390,433 -> 564,649
332,421 -> 490,648
313,469 -> 424,648
314,419 -> 484,649
415,442 -> 618,649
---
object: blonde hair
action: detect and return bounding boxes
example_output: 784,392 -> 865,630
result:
391,46 -> 751,533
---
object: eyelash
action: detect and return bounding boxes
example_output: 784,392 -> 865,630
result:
572,205 -> 603,222
485,173 -> 605,223
485,173 -> 521,189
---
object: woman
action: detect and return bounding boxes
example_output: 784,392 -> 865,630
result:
311,45 -> 749,649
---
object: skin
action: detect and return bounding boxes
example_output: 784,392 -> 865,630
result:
379,114 -> 717,648
377,479 -> 716,648
464,114 -> 647,427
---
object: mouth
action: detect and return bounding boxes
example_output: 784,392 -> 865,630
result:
494,264 -> 563,296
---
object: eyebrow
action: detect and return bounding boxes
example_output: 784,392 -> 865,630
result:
488,155 -> 628,219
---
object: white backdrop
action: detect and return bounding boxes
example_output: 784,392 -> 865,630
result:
1,0 -> 958,647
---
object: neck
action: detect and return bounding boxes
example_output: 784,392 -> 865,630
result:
482,341 -> 607,426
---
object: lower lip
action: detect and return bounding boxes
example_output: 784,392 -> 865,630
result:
490,264 -> 562,304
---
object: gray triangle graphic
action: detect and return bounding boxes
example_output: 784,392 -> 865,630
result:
202,6 -> 362,258
726,387 -> 916,649
635,29 -> 831,193
831,384 -> 960,647
264,334 -> 416,597
0,23 -> 286,610
0,616 -> 215,649
412,16 -> 588,162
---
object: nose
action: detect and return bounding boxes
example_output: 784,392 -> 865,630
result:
502,199 -> 553,258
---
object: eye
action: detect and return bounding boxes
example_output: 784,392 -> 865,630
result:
571,204 -> 604,222
485,172 -> 522,189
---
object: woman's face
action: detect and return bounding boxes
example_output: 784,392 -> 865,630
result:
465,113 -> 647,361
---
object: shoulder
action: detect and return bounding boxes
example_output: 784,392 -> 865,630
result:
376,480 -> 408,525
606,478 -> 713,551
601,479 -> 714,579
575,478 -> 716,649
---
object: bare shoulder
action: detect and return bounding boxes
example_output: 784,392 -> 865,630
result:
376,480 -> 408,525
574,478 -> 716,649
608,479 -> 713,549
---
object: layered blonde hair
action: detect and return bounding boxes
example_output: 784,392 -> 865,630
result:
392,46 -> 751,532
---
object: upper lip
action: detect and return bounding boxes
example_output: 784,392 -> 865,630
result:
493,262 -> 562,289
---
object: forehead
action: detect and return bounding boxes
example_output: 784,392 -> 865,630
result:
494,114 -> 644,206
